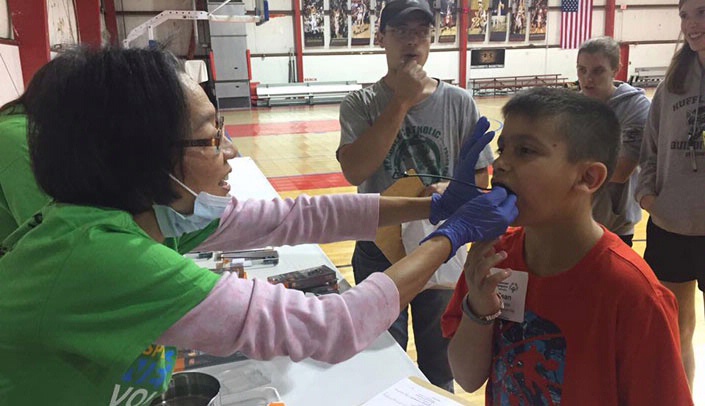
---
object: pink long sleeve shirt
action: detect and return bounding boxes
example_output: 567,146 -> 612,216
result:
196,193 -> 381,251
157,193 -> 401,364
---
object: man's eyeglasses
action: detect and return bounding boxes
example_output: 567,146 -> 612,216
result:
387,26 -> 432,41
181,116 -> 225,154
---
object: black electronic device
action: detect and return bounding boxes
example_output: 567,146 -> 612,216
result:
220,248 -> 279,266
303,281 -> 340,296
267,265 -> 338,290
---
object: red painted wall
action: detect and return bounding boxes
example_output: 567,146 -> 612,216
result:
75,0 -> 103,47
7,0 -> 50,86
616,43 -> 629,82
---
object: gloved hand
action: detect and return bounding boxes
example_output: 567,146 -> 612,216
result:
429,116 -> 495,225
422,187 -> 518,260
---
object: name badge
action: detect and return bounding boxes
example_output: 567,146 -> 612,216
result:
490,267 -> 528,323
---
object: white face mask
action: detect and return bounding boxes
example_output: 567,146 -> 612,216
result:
152,174 -> 231,238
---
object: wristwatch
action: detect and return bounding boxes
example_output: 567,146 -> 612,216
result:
461,292 -> 504,325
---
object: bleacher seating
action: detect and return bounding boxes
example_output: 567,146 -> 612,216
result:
628,66 -> 667,88
255,81 -> 362,107
468,74 -> 571,96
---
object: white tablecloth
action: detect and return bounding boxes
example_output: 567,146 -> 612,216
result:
192,157 -> 426,405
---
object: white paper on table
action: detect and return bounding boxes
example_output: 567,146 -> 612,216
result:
360,377 -> 467,406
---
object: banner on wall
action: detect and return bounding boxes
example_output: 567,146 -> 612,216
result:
468,0 -> 489,42
424,0 -> 437,43
509,0 -> 526,41
303,0 -> 325,47
374,0 -> 386,45
351,0 -> 371,45
528,0 -> 547,41
330,0 -> 349,46
439,0 -> 457,43
489,0 -> 508,42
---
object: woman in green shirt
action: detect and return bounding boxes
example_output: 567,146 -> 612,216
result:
0,98 -> 50,241
0,47 -> 516,405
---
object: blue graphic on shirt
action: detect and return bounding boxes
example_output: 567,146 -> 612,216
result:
109,345 -> 176,406
490,311 -> 566,405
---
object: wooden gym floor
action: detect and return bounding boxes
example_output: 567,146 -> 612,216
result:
222,92 -> 705,405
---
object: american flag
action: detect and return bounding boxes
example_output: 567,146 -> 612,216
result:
560,0 -> 593,49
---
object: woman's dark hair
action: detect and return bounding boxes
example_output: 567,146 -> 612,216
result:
26,47 -> 190,214
665,0 -> 695,95
665,41 -> 695,95
1,49 -> 74,116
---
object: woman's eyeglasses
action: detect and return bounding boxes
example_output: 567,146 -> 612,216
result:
181,116 -> 225,154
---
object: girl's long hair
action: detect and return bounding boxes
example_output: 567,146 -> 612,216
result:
666,0 -> 696,94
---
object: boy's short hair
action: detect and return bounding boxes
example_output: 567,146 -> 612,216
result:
26,47 -> 189,214
578,36 -> 621,71
502,87 -> 621,181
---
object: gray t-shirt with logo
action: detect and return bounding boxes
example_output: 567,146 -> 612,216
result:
338,79 -> 494,194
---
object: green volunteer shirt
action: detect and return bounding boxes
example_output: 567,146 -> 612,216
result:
0,204 -> 220,405
0,113 -> 51,241
166,219 -> 220,254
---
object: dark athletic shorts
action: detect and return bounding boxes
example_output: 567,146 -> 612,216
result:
644,218 -> 705,292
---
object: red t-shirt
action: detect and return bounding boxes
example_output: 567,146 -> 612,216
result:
442,227 -> 692,406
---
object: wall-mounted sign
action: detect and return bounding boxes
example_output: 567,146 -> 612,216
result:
470,48 -> 505,68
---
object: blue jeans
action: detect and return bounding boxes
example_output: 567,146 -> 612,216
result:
352,241 -> 454,393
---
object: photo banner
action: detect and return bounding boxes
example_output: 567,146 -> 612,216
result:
529,0 -> 547,41
351,0 -> 371,45
439,0 -> 457,43
330,0 -> 349,46
374,0 -> 386,45
420,0 -> 437,43
467,0 -> 489,42
509,0 -> 526,41
489,0 -> 508,42
303,0 -> 324,46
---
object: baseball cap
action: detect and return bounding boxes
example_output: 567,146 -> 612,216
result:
379,0 -> 434,32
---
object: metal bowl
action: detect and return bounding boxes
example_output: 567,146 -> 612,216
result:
151,372 -> 221,406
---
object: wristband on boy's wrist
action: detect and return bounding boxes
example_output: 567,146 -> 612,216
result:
462,292 -> 504,325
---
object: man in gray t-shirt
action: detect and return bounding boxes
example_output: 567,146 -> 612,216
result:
336,0 -> 493,393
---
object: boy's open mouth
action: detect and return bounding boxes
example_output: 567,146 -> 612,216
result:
491,182 -> 516,197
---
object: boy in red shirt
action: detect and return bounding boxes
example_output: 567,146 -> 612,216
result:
440,87 -> 692,405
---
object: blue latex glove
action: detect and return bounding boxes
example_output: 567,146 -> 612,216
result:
422,187 -> 518,260
429,116 -> 495,225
